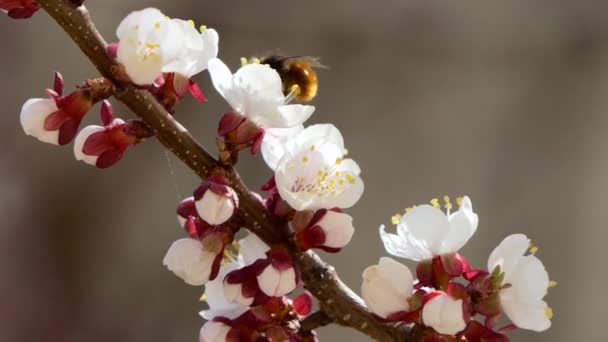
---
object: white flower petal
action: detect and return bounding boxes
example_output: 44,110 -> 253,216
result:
275,267 -> 297,296
238,232 -> 270,266
397,205 -> 450,257
507,255 -> 549,302
276,104 -> 315,127
261,125 -> 304,171
195,191 -> 235,225
201,262 -> 248,320
379,225 -> 431,261
73,125 -> 105,166
500,297 -> 552,332
487,234 -> 530,278
257,265 -> 281,296
20,98 -> 60,145
162,238 -> 214,286
199,321 -> 230,342
317,211 -> 355,249
361,257 -> 413,318
442,196 -> 478,254
422,294 -> 466,335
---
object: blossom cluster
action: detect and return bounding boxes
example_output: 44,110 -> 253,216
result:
9,4 -> 555,342
362,196 -> 553,341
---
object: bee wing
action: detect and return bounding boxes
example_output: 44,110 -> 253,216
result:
285,56 -> 326,69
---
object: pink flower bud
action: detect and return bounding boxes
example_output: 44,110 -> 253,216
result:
293,292 -> 313,316
422,293 -> 467,336
361,257 -> 414,319
193,176 -> 238,225
256,250 -> 298,297
295,209 -> 354,252
73,102 -> 141,168
152,73 -> 207,113
217,112 -> 265,155
0,0 -> 40,19
20,73 -> 95,145
199,320 -> 231,342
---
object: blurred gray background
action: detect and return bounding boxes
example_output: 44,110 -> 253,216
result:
1,0 -> 605,341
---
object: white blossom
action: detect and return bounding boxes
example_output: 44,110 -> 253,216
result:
162,238 -> 217,286
361,257 -> 414,318
274,124 -> 364,211
380,196 -> 478,261
422,293 -> 466,335
488,234 -> 552,332
116,8 -> 218,85
208,58 -> 314,130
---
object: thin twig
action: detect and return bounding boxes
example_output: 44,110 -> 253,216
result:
34,1 -> 420,340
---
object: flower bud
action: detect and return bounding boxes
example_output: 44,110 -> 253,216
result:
162,232 -> 229,286
0,0 -> 40,19
217,112 -> 265,155
20,73 -> 100,145
293,292 -> 313,316
194,176 -> 238,225
361,257 -> 414,319
256,250 -> 298,297
73,101 -> 142,168
199,320 -> 231,342
295,209 -> 354,252
422,293 -> 467,336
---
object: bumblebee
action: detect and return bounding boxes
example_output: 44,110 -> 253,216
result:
260,55 -> 321,102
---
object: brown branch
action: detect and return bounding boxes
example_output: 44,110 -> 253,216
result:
35,1 -> 421,341
300,310 -> 335,332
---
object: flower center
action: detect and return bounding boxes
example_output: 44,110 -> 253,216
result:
287,145 -> 356,198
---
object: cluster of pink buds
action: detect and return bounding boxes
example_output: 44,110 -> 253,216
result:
200,295 -> 316,342
20,73 -> 148,169
164,176 -> 240,285
361,196 -> 554,341
0,0 -> 40,19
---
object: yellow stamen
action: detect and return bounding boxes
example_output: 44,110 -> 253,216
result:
456,197 -> 463,206
187,20 -> 195,27
288,164 -> 295,170
430,198 -> 440,208
154,22 -> 161,29
549,280 -> 557,288
343,148 -> 349,156
250,57 -> 261,64
145,42 -> 160,49
335,158 -> 342,165
199,25 -> 207,33
302,156 -> 309,163
545,307 -> 553,319
443,195 -> 452,210
200,293 -> 207,302
405,206 -> 416,213
310,144 -> 316,151
240,57 -> 248,66
391,214 -> 402,225
529,243 -> 539,254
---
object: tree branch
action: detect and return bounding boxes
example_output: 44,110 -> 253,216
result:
35,1 -> 420,340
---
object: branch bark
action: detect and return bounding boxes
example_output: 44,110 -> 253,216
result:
35,1 -> 420,341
